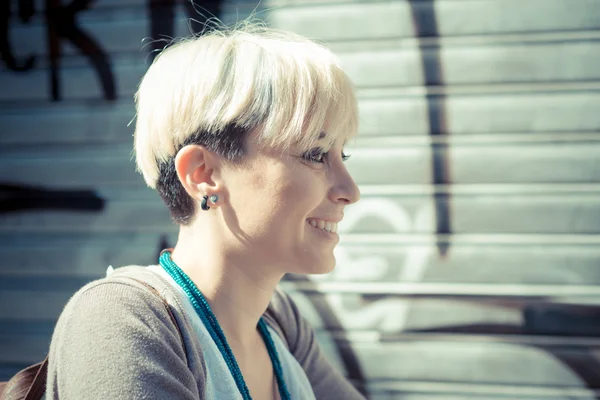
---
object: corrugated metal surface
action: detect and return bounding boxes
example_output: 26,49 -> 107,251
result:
1,0 -> 599,398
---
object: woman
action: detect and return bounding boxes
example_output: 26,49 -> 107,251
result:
47,22 -> 364,399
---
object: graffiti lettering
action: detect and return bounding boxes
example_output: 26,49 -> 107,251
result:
147,0 -> 223,62
1,0 -> 115,101
47,0 -> 114,100
322,199 -> 435,332
0,0 -> 35,71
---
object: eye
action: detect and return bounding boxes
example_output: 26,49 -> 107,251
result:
301,149 -> 352,164
301,148 -> 328,164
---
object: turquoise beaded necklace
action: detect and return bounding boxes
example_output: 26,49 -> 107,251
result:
159,251 -> 291,400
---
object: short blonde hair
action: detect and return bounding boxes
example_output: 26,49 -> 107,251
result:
133,22 -> 358,222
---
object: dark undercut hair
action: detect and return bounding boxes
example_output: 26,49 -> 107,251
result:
156,125 -> 248,225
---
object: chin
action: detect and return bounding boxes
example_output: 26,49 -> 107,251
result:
294,253 -> 336,275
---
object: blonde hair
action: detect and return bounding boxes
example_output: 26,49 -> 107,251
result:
134,22 -> 358,188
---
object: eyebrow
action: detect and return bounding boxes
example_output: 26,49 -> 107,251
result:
316,130 -> 350,148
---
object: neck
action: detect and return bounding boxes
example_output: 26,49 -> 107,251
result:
169,224 -> 284,347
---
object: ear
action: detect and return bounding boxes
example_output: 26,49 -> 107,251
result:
174,145 -> 223,206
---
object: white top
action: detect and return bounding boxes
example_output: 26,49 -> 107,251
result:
149,265 -> 317,399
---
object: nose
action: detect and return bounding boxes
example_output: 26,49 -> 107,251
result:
329,163 -> 361,205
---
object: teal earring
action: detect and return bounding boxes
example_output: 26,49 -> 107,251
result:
201,195 -> 219,211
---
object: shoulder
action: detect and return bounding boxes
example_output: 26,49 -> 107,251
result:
47,266 -> 201,399
52,265 -> 184,354
55,265 -> 190,348
61,265 -> 167,316
264,287 -> 367,399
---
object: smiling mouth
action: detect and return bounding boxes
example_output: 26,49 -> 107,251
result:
306,218 -> 338,233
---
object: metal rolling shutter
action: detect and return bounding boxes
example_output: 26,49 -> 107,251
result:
1,1 -> 599,398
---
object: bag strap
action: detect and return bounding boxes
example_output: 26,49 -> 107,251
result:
23,358 -> 48,400
0,357 -> 50,400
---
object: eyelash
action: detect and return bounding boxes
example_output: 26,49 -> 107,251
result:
302,148 -> 351,164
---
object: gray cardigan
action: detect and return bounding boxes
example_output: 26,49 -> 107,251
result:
46,266 -> 365,399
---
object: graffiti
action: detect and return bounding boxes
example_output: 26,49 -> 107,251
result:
309,198 -> 435,333
337,198 -> 434,283
0,0 -> 35,71
278,199 -> 436,397
0,0 -> 115,101
1,0 -> 226,100
46,0 -> 115,100
147,0 -> 223,62
301,198 -> 600,394
0,183 -> 105,213
408,0 -> 453,258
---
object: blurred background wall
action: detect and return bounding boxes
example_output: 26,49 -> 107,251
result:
1,0 -> 600,398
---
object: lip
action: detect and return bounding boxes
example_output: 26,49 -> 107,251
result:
307,215 -> 343,223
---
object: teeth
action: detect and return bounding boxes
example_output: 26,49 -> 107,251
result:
307,219 -> 338,233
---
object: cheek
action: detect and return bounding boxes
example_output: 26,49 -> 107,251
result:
226,156 -> 324,239
272,166 -> 322,217
231,161 -> 298,229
